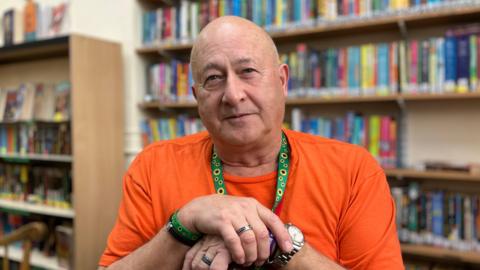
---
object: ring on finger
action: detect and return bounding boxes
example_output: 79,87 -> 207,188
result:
201,254 -> 213,266
236,224 -> 253,235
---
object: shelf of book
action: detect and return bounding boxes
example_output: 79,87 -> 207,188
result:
401,243 -> 480,264
385,168 -> 480,182
0,153 -> 72,163
0,199 -> 74,219
136,4 -> 480,55
0,245 -> 62,270
0,36 -> 69,64
138,92 -> 480,109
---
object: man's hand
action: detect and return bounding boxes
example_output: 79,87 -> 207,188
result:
177,194 -> 292,266
182,235 -> 231,270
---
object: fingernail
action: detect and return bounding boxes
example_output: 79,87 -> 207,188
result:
284,240 -> 293,251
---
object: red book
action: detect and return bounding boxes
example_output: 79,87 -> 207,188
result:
209,0 -> 218,21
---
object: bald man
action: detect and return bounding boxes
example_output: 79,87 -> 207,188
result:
99,16 -> 403,270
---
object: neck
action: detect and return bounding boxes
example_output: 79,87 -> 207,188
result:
213,131 -> 283,177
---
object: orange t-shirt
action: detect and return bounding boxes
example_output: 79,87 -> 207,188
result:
99,129 -> 403,268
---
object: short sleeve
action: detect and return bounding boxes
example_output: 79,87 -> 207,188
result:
337,152 -> 403,269
98,155 -> 159,267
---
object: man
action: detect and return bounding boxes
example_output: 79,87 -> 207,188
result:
99,16 -> 403,270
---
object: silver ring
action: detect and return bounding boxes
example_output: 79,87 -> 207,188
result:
201,254 -> 213,266
236,224 -> 253,235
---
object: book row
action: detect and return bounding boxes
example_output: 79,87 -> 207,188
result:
392,183 -> 480,252
0,211 -> 73,268
0,122 -> 71,156
142,0 -> 477,45
405,263 -> 464,270
0,82 -> 71,123
0,164 -> 72,210
290,109 -> 397,168
146,60 -> 195,103
146,24 -> 480,101
141,115 -> 205,146
1,0 -> 69,47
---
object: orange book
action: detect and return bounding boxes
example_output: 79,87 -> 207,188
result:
24,0 -> 37,41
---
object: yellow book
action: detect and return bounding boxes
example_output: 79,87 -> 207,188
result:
219,0 -> 225,17
168,118 -> 177,139
149,119 -> 160,141
276,0 -> 283,27
361,45 -> 368,92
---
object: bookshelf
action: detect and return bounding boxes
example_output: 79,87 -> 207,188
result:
135,0 -> 480,267
0,35 -> 124,269
0,245 -> 61,270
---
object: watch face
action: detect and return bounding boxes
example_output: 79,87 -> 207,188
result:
288,225 -> 304,243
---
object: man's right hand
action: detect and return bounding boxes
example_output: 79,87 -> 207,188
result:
177,194 -> 293,266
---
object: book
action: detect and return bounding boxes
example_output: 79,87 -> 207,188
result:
2,9 -> 14,46
53,82 -> 71,122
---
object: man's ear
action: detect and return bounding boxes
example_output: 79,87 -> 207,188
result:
278,63 -> 289,97
192,86 -> 198,100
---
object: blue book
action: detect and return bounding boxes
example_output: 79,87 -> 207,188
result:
432,191 -> 444,236
456,34 -> 470,92
232,0 -> 241,16
301,119 -> 310,134
177,115 -> 186,137
324,119 -> 333,138
333,117 -> 345,141
455,194 -> 464,239
309,118 -> 319,135
265,0 -> 274,27
294,0 -> 301,24
445,32 -> 457,91
377,43 -> 389,93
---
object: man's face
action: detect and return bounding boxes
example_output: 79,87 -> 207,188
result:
192,32 -> 288,146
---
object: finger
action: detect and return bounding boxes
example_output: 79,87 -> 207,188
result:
183,240 -> 203,270
232,219 -> 257,267
218,224 -> 245,264
209,247 -> 231,270
257,206 -> 292,252
246,217 -> 270,266
192,246 -> 217,270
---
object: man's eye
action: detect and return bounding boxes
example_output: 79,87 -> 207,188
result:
205,75 -> 222,82
243,68 -> 256,73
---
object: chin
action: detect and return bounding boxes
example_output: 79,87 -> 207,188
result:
219,128 -> 264,146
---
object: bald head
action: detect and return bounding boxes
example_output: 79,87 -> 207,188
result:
190,16 -> 279,83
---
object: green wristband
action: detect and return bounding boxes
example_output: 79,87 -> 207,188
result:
167,210 -> 203,246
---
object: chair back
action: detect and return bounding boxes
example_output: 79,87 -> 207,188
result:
0,222 -> 48,270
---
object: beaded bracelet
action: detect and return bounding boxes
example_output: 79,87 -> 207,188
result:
166,210 -> 203,246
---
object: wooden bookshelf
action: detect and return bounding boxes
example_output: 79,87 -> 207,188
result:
0,34 -> 125,270
136,4 -> 480,55
401,244 -> 480,264
385,168 -> 480,182
0,153 -> 73,163
0,199 -> 74,219
0,245 -> 60,270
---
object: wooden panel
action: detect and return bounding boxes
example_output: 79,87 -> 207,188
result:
0,58 -> 69,87
70,34 -> 124,270
405,100 -> 480,167
401,244 -> 480,264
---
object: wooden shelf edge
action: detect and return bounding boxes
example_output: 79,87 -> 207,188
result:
0,153 -> 73,163
0,245 -> 62,270
401,243 -> 480,264
0,199 -> 74,219
138,92 -> 480,109
385,168 -> 480,182
0,36 -> 70,64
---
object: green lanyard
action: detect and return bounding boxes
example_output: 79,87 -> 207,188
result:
210,132 -> 290,214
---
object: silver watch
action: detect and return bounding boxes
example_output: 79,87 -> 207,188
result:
268,223 -> 304,267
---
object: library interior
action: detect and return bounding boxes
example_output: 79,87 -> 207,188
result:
1,0 -> 480,269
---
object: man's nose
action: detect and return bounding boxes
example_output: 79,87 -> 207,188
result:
221,74 -> 247,105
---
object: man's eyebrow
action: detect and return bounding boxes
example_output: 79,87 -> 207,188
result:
201,62 -> 223,73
